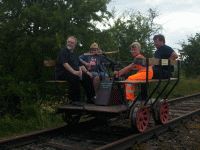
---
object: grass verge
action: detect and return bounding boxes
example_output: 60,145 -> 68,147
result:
0,77 -> 200,139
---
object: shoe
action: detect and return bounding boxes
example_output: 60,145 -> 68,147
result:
71,101 -> 84,106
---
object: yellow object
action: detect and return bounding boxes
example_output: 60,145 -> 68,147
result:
90,42 -> 99,49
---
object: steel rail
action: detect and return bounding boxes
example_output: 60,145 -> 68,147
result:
0,125 -> 66,149
0,117 -> 98,149
168,92 -> 200,104
95,108 -> 200,150
95,93 -> 200,150
0,93 -> 199,150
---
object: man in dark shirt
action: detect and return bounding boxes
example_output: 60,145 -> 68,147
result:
55,36 -> 95,104
153,34 -> 178,79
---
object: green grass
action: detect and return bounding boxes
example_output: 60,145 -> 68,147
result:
171,76 -> 200,97
146,76 -> 200,99
0,77 -> 200,139
0,103 -> 63,139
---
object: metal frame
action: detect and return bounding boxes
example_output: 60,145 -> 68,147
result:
152,59 -> 172,105
56,58 -> 180,115
164,60 -> 180,99
115,58 -> 180,108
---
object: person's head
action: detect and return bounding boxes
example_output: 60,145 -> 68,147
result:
153,34 -> 165,49
66,36 -> 77,50
90,42 -> 99,55
129,41 -> 141,57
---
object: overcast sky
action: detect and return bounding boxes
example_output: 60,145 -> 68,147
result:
108,0 -> 200,51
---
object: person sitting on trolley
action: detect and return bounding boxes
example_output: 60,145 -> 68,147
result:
153,34 -> 178,79
55,36 -> 95,105
114,42 -> 153,101
79,42 -> 109,93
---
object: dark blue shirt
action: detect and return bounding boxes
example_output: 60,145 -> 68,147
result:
79,54 -> 111,73
153,45 -> 174,79
154,45 -> 174,59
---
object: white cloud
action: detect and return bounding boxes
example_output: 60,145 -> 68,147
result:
144,0 -> 164,5
155,11 -> 200,49
156,11 -> 200,31
108,0 -> 200,50
144,0 -> 195,5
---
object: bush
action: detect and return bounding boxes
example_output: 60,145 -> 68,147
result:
0,75 -> 39,116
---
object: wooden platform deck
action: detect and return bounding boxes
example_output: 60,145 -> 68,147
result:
58,104 -> 129,113
115,78 -> 178,84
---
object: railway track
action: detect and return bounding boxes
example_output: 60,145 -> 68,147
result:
0,93 -> 200,150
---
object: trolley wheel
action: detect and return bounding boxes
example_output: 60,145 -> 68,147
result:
153,100 -> 169,124
62,112 -> 81,126
130,106 -> 150,133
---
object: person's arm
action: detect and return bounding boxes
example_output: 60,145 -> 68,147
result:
79,54 -> 87,66
79,54 -> 91,69
79,65 -> 92,78
170,51 -> 178,60
63,63 -> 82,77
114,63 -> 133,77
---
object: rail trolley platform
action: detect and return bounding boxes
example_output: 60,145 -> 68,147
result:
55,58 -> 180,133
58,104 -> 129,113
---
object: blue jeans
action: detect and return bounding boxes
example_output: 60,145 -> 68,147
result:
91,71 -> 108,80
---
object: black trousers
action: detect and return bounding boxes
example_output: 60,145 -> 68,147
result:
56,71 -> 95,102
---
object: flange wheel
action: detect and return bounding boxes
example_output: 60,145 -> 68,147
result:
130,106 -> 150,133
153,100 -> 169,124
62,112 -> 81,126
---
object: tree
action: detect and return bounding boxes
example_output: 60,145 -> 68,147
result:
0,0 -> 162,115
0,0 -> 111,115
104,9 -> 161,61
180,33 -> 200,77
0,0 -> 111,81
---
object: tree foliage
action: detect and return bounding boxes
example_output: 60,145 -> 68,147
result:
0,0 -> 111,115
0,0 -> 161,115
105,9 -> 161,61
180,33 -> 200,77
0,0 -> 111,81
